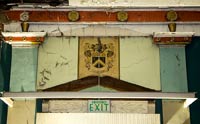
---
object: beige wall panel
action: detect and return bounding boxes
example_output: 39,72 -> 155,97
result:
48,100 -> 87,113
37,37 -> 78,90
46,100 -> 152,114
120,37 -> 160,90
7,100 -> 36,124
162,100 -> 190,124
111,101 -> 148,113
148,103 -> 156,114
36,113 -> 160,124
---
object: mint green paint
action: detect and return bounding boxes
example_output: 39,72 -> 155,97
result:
160,47 -> 188,92
120,37 -> 160,90
37,37 -> 78,90
81,86 -> 116,92
10,48 -> 38,92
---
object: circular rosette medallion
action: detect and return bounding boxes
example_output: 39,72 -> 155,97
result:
166,10 -> 178,21
117,11 -> 128,22
68,11 -> 80,22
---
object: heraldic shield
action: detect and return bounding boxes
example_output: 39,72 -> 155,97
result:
79,37 -> 119,79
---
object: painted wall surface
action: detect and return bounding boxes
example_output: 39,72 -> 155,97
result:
37,37 -> 78,90
5,23 -> 200,37
37,113 -> 160,124
162,100 -> 190,124
10,47 -> 38,92
37,36 -> 160,90
120,37 -> 160,90
7,100 -> 36,124
160,47 -> 188,92
186,37 -> 200,124
45,100 -> 150,114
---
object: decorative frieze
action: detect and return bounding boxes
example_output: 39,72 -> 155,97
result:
4,10 -> 200,23
153,32 -> 194,45
1,32 -> 46,47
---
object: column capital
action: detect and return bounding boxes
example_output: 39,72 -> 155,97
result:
1,32 -> 46,47
153,32 -> 194,46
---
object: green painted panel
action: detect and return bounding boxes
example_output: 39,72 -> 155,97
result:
10,47 -> 38,92
160,47 -> 188,92
37,37 -> 78,90
120,37 -> 160,90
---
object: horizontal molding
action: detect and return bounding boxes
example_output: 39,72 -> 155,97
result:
1,32 -> 46,47
153,32 -> 194,45
0,92 -> 196,99
4,23 -> 200,36
0,92 -> 197,107
4,10 -> 200,22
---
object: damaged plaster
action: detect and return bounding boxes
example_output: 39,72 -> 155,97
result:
37,37 -> 78,90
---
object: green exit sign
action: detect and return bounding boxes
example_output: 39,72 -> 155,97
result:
88,100 -> 110,113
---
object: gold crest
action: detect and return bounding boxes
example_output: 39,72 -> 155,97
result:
79,37 -> 119,79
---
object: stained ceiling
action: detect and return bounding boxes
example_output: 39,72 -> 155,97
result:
1,0 -> 200,10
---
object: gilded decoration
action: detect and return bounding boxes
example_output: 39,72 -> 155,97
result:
166,10 -> 178,21
79,37 -> 119,79
117,11 -> 128,22
68,11 -> 80,22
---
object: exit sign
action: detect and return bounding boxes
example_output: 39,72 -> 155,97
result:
88,100 -> 110,113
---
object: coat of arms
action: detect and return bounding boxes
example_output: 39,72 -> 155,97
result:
79,37 -> 119,78
84,38 -> 114,72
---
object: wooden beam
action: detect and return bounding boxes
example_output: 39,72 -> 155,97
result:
1,32 -> 46,47
0,92 -> 197,107
1,92 -> 196,99
3,10 -> 200,23
153,32 -> 194,45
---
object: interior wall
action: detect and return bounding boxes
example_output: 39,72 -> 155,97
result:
162,100 -> 190,124
7,100 -> 36,124
10,47 -> 38,92
37,37 -> 78,90
160,47 -> 188,92
120,37 -> 160,90
160,46 -> 189,124
44,100 -> 151,114
36,36 -> 160,90
8,47 -> 38,124
36,113 -> 160,124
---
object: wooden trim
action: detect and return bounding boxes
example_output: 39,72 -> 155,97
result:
4,37 -> 44,42
4,10 -> 200,22
153,37 -> 192,45
43,76 -> 157,92
153,32 -> 194,45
